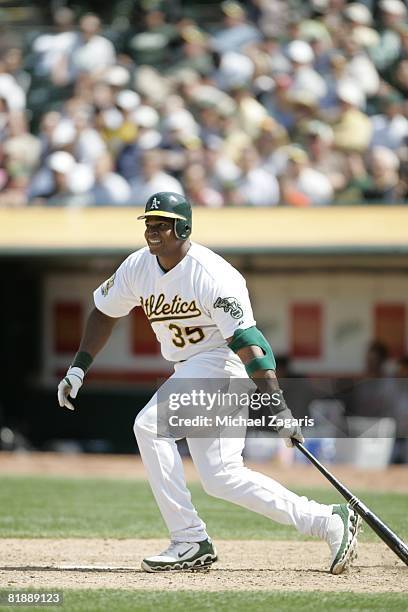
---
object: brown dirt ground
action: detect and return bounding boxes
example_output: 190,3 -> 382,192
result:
0,539 -> 406,593
0,453 -> 407,593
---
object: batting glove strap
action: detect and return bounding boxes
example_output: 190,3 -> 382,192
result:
57,366 -> 85,410
66,368 -> 84,383
65,367 -> 85,395
269,391 -> 304,448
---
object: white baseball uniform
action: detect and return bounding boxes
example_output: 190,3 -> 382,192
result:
94,242 -> 332,543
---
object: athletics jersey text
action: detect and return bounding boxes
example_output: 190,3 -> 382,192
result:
140,293 -> 202,322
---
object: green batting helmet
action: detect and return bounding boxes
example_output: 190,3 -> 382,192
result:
137,192 -> 192,240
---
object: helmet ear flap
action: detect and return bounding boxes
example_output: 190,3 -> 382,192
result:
174,219 -> 191,240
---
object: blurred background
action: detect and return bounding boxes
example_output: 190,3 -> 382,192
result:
0,0 -> 407,467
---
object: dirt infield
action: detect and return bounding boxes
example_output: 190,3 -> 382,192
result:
1,454 -> 407,593
0,538 -> 406,593
1,452 -> 408,492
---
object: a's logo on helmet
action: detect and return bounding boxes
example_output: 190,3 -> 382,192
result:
150,197 -> 160,209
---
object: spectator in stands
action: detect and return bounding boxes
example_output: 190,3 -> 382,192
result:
343,3 -> 374,37
0,61 -> 25,112
370,92 -> 408,151
308,30 -> 333,80
116,106 -> 162,182
0,110 -> 40,207
0,144 -> 7,190
183,163 -> 224,207
347,145 -> 402,203
256,34 -> 292,75
36,111 -> 63,162
128,9 -> 178,69
320,0 -> 349,36
0,95 -> 8,142
225,145 -> 279,206
370,0 -> 407,75
2,0 -> 406,208
90,152 -> 130,206
71,108 -> 106,165
255,117 -> 289,177
3,111 -> 41,185
394,59 -> 408,98
286,40 -> 328,101
3,48 -> 31,94
31,7 -> 76,79
340,35 -> 380,99
280,146 -> 333,206
95,105 -> 130,159
261,74 -> 296,131
0,145 -> 27,209
202,140 -> 241,194
211,1 -> 261,54
228,83 -> 268,139
302,120 -> 349,195
387,22 -> 408,93
218,112 -> 252,165
30,151 -> 94,207
215,48 -> 255,91
115,89 -> 140,144
288,90 -> 320,142
341,1 -> 380,71
255,0 -> 291,39
171,25 -> 214,77
394,22 -> 408,67
331,81 -> 372,152
52,13 -> 116,86
128,150 -> 183,206
319,51 -> 349,111
160,108 -> 201,177
197,106 -> 223,146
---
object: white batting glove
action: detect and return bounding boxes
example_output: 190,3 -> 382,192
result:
57,367 -> 85,411
275,407 -> 305,448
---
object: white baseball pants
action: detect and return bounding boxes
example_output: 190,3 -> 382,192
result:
134,348 -> 332,543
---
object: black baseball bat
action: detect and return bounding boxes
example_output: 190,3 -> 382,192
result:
292,439 -> 408,566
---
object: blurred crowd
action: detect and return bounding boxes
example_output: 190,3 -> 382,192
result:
1,0 -> 408,208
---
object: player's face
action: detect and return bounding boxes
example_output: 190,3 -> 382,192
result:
144,217 -> 181,256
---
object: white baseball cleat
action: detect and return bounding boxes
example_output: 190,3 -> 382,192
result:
326,503 -> 361,574
141,538 -> 218,572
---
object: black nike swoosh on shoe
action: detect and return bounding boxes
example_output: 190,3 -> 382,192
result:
178,546 -> 194,558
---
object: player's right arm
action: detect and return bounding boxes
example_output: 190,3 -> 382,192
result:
57,253 -> 140,410
57,308 -> 118,411
77,308 -> 118,358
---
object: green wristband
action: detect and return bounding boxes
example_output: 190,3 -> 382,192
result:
71,351 -> 93,373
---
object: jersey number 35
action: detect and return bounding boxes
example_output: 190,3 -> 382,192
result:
169,324 -> 205,348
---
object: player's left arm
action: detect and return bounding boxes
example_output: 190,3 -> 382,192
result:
226,329 -> 304,448
207,272 -> 303,447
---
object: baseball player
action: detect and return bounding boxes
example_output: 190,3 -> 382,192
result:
57,192 -> 360,573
